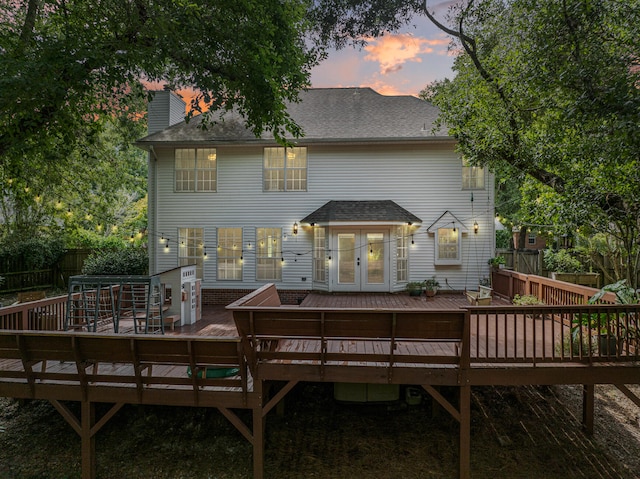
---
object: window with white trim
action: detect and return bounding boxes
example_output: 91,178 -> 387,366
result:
256,227 -> 282,280
528,233 -> 536,245
313,227 -> 326,283
217,228 -> 243,280
175,148 -> 217,192
178,228 -> 204,278
396,226 -> 408,282
462,157 -> 485,190
263,147 -> 307,191
435,227 -> 461,265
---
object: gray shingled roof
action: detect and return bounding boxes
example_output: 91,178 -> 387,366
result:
137,87 -> 449,145
300,200 -> 422,225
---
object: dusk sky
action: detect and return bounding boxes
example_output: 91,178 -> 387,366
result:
310,13 -> 457,96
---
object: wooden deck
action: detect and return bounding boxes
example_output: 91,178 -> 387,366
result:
0,287 -> 639,479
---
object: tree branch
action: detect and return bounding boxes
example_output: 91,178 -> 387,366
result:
16,0 -> 42,54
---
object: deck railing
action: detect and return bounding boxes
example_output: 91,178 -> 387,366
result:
0,295 -> 67,330
469,304 -> 639,364
492,269 -> 617,305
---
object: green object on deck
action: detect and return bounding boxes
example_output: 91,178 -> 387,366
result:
187,366 -> 239,378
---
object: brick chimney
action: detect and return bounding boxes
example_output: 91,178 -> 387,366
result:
147,87 -> 186,135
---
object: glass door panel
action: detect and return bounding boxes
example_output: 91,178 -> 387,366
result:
366,233 -> 384,284
337,233 -> 356,285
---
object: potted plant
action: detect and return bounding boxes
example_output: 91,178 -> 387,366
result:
424,277 -> 440,297
406,281 -> 424,297
512,294 -> 544,318
571,279 -> 639,355
488,255 -> 506,270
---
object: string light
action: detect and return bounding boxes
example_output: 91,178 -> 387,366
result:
143,208 -> 504,269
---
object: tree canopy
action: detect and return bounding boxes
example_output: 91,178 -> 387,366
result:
420,0 -> 640,284
1,0 -> 321,244
2,0 -> 319,157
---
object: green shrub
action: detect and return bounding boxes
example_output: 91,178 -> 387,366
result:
512,294 -> 544,305
495,229 -> 512,249
82,248 -> 148,275
64,229 -> 133,249
0,236 -> 66,270
543,249 -> 582,273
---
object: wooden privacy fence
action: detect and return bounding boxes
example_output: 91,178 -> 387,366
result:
0,249 -> 94,294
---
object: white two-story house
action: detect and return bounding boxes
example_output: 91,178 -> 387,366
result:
137,87 -> 495,304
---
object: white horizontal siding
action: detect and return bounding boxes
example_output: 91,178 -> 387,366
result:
151,143 -> 495,291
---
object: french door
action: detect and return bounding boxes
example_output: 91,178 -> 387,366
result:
333,229 -> 389,292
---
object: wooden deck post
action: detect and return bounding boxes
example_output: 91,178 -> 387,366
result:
582,384 -> 595,435
459,384 -> 471,479
81,401 -> 96,479
253,380 -> 265,479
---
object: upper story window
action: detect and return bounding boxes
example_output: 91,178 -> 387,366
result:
435,227 -> 461,265
462,157 -> 485,190
263,147 -> 307,191
175,148 -> 217,192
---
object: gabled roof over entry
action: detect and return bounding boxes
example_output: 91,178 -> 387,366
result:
300,200 -> 421,226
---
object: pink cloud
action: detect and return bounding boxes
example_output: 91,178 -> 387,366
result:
364,34 -> 449,75
362,80 -> 411,96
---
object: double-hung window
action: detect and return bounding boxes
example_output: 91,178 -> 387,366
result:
435,227 -> 461,265
263,147 -> 307,191
256,227 -> 282,280
462,157 -> 485,190
217,228 -> 243,280
175,148 -> 217,192
178,228 -> 204,278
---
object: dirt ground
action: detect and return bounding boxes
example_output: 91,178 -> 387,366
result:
0,382 -> 638,479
